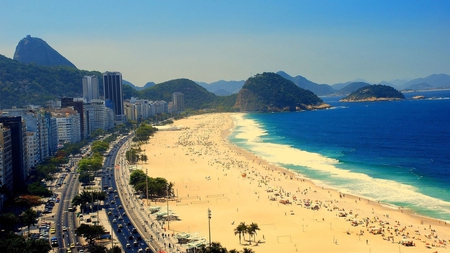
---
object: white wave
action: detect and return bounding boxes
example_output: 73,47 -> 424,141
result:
230,114 -> 450,220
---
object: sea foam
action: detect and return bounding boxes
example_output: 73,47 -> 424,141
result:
229,113 -> 450,221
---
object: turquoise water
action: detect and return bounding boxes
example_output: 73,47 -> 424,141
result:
229,90 -> 450,221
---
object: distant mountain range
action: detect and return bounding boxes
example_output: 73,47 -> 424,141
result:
2,35 -> 450,110
196,72 -> 450,97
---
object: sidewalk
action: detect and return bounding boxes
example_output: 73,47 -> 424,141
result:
115,141 -> 186,253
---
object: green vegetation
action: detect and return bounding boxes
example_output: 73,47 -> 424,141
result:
0,54 -> 101,108
234,222 -> 261,245
91,140 -> 109,154
75,223 -> 106,246
235,72 -> 325,112
0,232 -> 51,253
27,182 -> 52,197
129,170 -> 173,200
340,84 -> 405,102
133,123 -> 157,143
72,190 -> 107,212
0,54 -> 238,111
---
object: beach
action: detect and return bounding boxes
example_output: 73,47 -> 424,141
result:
141,113 -> 450,252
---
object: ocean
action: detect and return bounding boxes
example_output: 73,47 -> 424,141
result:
229,89 -> 450,222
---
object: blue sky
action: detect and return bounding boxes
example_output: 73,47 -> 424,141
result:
1,1 -> 449,86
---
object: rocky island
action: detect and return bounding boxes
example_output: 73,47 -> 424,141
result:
339,84 -> 405,102
234,72 -> 330,112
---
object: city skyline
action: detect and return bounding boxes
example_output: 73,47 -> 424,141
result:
1,1 -> 449,86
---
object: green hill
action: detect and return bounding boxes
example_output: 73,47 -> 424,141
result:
340,84 -> 405,102
138,78 -> 219,110
235,72 -> 329,112
0,54 -> 100,108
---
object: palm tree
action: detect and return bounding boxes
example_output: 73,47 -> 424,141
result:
242,248 -> 255,253
234,222 -> 247,244
248,222 -> 260,242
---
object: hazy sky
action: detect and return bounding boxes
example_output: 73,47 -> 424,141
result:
1,1 -> 449,86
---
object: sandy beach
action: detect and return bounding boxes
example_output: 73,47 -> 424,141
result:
141,113 -> 450,252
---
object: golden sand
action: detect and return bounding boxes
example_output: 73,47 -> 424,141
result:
141,113 -> 450,252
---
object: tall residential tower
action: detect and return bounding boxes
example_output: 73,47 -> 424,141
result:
82,75 -> 99,102
103,72 -> 125,124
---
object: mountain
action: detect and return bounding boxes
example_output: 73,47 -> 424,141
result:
332,78 -> 369,91
13,35 -> 76,68
401,74 -> 450,90
197,80 -> 245,96
276,71 -> 335,96
340,85 -> 405,102
138,79 -> 218,110
234,72 -> 329,112
334,82 -> 372,96
0,54 -> 99,108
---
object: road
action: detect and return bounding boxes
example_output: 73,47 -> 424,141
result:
53,166 -> 82,253
102,135 -> 153,253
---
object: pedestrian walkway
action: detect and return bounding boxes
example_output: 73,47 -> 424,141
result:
115,141 -> 186,253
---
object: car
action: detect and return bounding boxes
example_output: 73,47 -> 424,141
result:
117,228 -> 122,233
118,216 -> 123,220
122,212 -> 126,216
79,250 -> 84,253
108,211 -> 112,216
114,195 -> 118,198
118,224 -> 123,228
112,219 -> 117,223
138,249 -> 143,253
126,243 -> 131,248
66,249 -> 71,253
118,205 -> 123,209
62,226 -> 67,231
110,200 -> 115,204
50,228 -> 55,234
133,241 -> 138,247
70,243 -> 75,248
132,228 -> 137,233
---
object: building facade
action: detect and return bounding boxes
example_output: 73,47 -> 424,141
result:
0,124 -> 13,211
0,116 -> 28,193
82,75 -> 100,102
103,72 -> 125,124
172,92 -> 185,113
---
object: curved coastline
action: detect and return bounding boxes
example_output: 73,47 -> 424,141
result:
229,112 -> 450,223
142,113 -> 450,252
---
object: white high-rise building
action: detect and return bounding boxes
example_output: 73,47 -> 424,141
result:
53,109 -> 81,144
82,75 -> 100,102
84,100 -> 114,136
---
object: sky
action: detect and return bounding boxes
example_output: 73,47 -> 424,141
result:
1,0 -> 449,87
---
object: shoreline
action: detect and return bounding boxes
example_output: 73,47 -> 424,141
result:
228,113 -> 450,224
141,113 -> 450,252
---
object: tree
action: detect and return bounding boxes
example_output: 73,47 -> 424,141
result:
106,245 -> 122,253
27,182 -> 52,197
234,222 -> 247,244
75,224 -> 106,245
247,222 -> 260,242
129,170 -> 147,186
89,244 -> 107,253
0,213 -> 19,232
196,242 -> 228,253
242,248 -> 255,253
20,208 -> 38,235
25,238 -> 52,253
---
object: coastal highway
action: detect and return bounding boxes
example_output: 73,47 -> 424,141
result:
54,166 -> 82,253
102,135 -> 153,253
